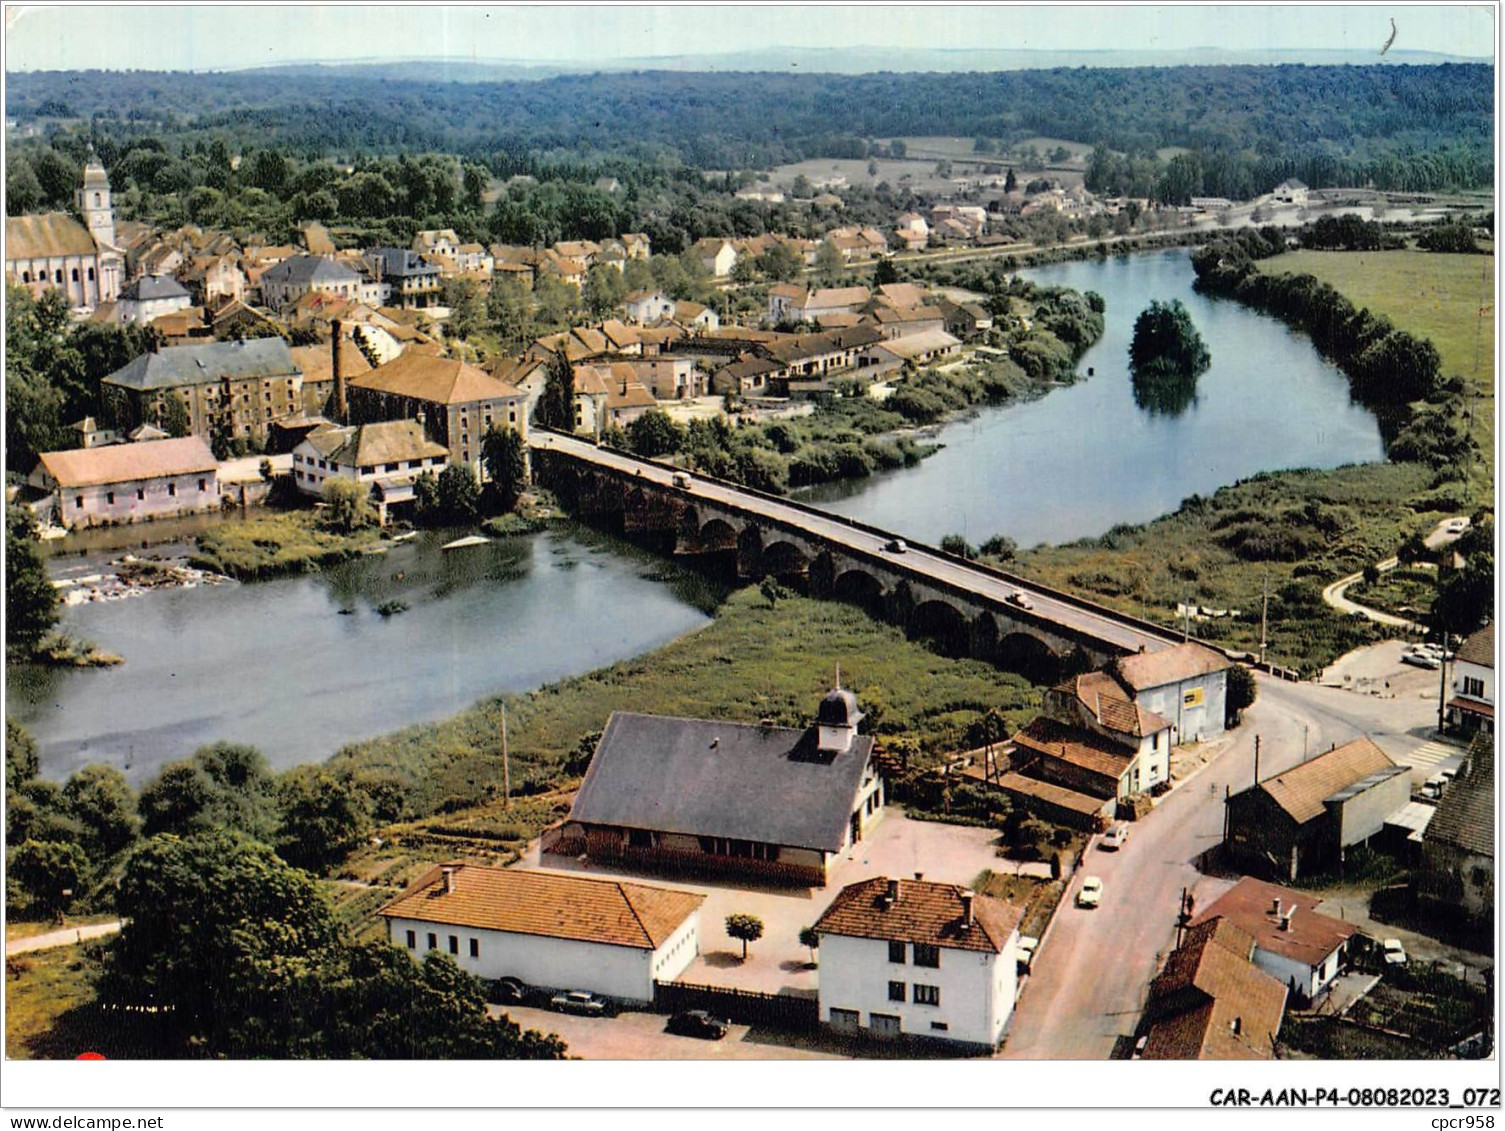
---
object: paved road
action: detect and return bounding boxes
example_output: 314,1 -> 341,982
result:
6,919 -> 123,956
999,674 -> 1439,1060
1320,516 -> 1469,629
493,1004 -> 842,1061
532,432 -> 1180,657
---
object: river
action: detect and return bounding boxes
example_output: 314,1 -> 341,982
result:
9,524 -> 721,783
801,249 -> 1386,546
10,249 -> 1388,782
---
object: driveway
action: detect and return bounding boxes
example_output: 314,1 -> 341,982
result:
5,920 -> 122,956
519,811 -> 1011,995
492,1004 -> 843,1061
1000,673 -> 1440,1060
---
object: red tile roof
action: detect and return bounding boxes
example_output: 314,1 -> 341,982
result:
1253,736 -> 1397,824
813,877 -> 1022,955
380,863 -> 703,950
36,437 -> 217,489
1191,877 -> 1356,968
1013,716 -> 1134,781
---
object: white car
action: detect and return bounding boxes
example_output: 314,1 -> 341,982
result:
1016,935 -> 1040,971
1444,518 -> 1470,535
1382,938 -> 1408,966
1076,877 -> 1103,909
1100,823 -> 1130,851
1009,592 -> 1034,611
1401,649 -> 1441,670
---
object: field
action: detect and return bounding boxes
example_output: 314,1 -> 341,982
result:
1260,249 -> 1495,502
4,943 -> 104,1060
327,585 -> 1044,821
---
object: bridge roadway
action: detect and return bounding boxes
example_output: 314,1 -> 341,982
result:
531,432 -> 1183,658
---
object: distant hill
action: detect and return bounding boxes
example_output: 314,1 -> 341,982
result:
223,46 -> 1486,82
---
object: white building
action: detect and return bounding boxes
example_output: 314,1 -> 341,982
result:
29,437 -> 220,530
5,154 -> 124,312
1190,877 -> 1356,1002
116,274 -> 193,324
1447,623 -> 1493,737
380,863 -> 704,1004
813,877 -> 1022,1050
1112,642 -> 1232,744
291,419 -> 448,522
623,289 -> 676,325
690,237 -> 738,279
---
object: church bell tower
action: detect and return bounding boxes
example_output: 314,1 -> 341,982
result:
76,152 -> 116,250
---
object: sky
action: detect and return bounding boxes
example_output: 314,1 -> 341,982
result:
4,3 -> 1496,71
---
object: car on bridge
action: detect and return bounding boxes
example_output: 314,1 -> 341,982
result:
884,538 -> 908,554
1008,591 -> 1034,611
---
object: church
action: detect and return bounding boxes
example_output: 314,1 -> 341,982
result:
548,679 -> 887,887
6,153 -> 124,312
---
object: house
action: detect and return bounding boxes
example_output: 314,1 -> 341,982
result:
1420,734 -> 1493,920
291,419 -> 449,522
813,876 -> 1022,1050
182,254 -> 247,307
768,286 -> 872,325
149,306 -> 211,346
873,283 -> 930,310
5,155 -> 123,311
571,363 -> 657,432
1111,642 -> 1232,743
364,248 -> 442,310
711,354 -> 784,398
619,232 -> 652,260
1139,917 -> 1287,1060
553,683 -> 886,886
598,319 -> 643,355
862,329 -> 963,368
894,212 -> 929,249
935,298 -> 994,340
629,356 -> 704,401
870,306 -> 947,339
28,437 -> 220,529
381,863 -> 703,1005
1010,716 -> 1160,806
553,240 -> 601,267
1044,669 -> 1174,783
1446,623 -> 1493,737
347,352 -> 527,478
1272,179 -> 1309,206
68,417 -> 119,450
116,274 -> 193,324
623,290 -> 676,325
485,356 -> 550,425
690,237 -> 738,279
101,338 -> 304,446
259,255 -> 363,313
207,296 -> 281,341
1224,736 -> 1410,881
412,229 -> 461,261
1190,878 -> 1357,1002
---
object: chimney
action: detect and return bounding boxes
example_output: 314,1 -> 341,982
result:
1280,908 -> 1295,931
440,865 -> 457,894
331,319 -> 347,422
1270,897 -> 1282,916
914,872 -> 924,882
885,878 -> 900,905
960,890 -> 975,929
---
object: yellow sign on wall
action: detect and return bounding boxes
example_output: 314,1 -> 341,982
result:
1183,687 -> 1205,708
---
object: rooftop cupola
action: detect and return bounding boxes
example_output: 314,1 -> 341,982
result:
816,665 -> 863,755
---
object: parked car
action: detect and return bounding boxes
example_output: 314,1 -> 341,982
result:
1077,877 -> 1103,909
665,1010 -> 729,1040
1383,938 -> 1409,966
550,990 -> 609,1016
1444,517 -> 1470,535
1016,935 -> 1040,972
1401,649 -> 1441,670
489,976 -> 526,1004
884,538 -> 908,554
1100,823 -> 1130,851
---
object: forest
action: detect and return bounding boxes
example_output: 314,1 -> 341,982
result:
7,62 -> 1493,190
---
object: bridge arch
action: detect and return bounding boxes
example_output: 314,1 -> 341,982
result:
762,539 -> 811,580
908,599 -> 972,657
997,631 -> 1064,683
970,611 -> 1001,662
736,524 -> 765,578
833,568 -> 887,614
697,518 -> 739,553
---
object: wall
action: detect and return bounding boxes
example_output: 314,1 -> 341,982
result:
1333,772 -> 1412,850
1251,941 -> 1339,1001
649,909 -> 702,985
1141,669 -> 1228,743
39,469 -> 221,530
385,915 -> 662,1003
816,931 -> 1012,1048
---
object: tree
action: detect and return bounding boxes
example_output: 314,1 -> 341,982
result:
320,477 -> 375,533
889,140 -> 907,159
138,743 -> 278,841
158,393 -> 191,438
798,926 -> 819,966
537,352 -> 576,432
582,263 -> 626,319
758,575 -> 789,609
1005,167 -> 1018,193
814,240 -> 844,284
1435,551 -> 1494,637
441,278 -> 484,340
481,425 -> 528,512
486,277 -> 533,349
6,717 -> 40,794
6,504 -> 59,655
1225,664 -> 1258,726
756,243 -> 802,283
9,839 -> 87,916
872,257 -> 899,287
626,408 -> 685,459
275,766 -> 371,872
791,174 -> 814,198
1129,299 -> 1211,416
725,912 -> 764,960
979,534 -> 1017,561
940,534 -> 977,560
435,463 -> 481,524
63,764 -> 139,859
532,274 -> 579,330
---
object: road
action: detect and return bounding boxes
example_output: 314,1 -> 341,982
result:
493,1004 -> 842,1061
1000,674 -> 1439,1060
1320,516 -> 1469,629
532,432 -> 1180,657
6,919 -> 123,956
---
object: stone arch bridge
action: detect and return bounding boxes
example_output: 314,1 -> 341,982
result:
531,433 -> 1185,675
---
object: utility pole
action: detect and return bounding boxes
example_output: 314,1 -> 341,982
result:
1437,630 -> 1450,737
501,704 -> 511,810
1253,734 -> 1261,788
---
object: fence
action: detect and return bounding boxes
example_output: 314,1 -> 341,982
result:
654,980 -> 819,1031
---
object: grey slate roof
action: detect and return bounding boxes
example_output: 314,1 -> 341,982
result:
103,338 -> 300,391
366,247 -> 441,278
121,274 -> 191,302
569,711 -> 875,852
262,255 -> 360,286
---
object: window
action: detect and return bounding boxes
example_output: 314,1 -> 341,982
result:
168,483 -> 177,497
887,981 -> 906,1003
427,933 -> 437,951
913,984 -> 940,1006
405,930 -> 416,949
384,462 -> 398,473
76,496 -> 84,509
1464,676 -> 1485,698
137,489 -> 145,501
198,479 -> 206,492
72,268 -> 79,282
469,938 -> 479,959
888,940 -> 906,964
930,1022 -> 949,1032
913,944 -> 940,968
21,271 -> 30,283
106,491 -> 115,505
55,269 -> 63,283
88,267 -> 95,282
448,935 -> 459,955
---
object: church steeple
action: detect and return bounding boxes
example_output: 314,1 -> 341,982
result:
76,151 -> 115,250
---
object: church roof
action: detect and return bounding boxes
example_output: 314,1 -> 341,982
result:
82,159 -> 110,188
6,212 -> 99,260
